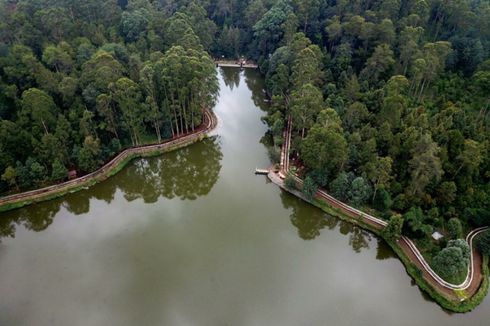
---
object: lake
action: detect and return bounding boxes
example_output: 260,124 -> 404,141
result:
0,67 -> 488,326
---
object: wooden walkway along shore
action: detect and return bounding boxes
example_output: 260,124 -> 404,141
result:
0,110 -> 218,213
268,113 -> 489,311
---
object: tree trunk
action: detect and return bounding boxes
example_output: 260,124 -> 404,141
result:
41,119 -> 49,135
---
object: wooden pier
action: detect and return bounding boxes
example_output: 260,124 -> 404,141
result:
215,60 -> 258,69
255,168 -> 269,175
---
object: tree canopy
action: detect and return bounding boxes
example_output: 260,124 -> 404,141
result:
0,0 -> 219,192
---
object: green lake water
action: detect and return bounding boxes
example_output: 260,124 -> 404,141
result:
0,67 -> 488,326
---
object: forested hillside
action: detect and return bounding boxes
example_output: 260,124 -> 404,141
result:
0,0 -> 219,193
1,0 -> 489,266
234,0 -> 489,276
239,0 -> 490,236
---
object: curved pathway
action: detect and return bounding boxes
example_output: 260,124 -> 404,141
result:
0,110 -> 218,212
272,115 -> 488,295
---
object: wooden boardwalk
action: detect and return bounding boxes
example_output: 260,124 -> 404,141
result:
0,110 -> 218,212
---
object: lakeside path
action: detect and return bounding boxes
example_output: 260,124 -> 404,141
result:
268,115 -> 489,312
0,110 -> 218,213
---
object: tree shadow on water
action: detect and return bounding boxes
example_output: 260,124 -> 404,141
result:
114,137 -> 222,202
279,190 -> 374,253
0,137 -> 223,242
0,198 -> 63,242
220,67 -> 241,90
279,190 -> 339,240
244,68 -> 269,111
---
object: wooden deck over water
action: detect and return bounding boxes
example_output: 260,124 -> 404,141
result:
215,61 -> 258,69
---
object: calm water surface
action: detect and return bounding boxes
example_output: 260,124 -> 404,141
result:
0,68 -> 488,326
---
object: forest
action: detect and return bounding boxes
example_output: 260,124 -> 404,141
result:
0,0 -> 219,192
0,0 -> 489,281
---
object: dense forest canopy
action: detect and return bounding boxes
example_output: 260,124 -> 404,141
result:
228,0 -> 489,234
0,0 -> 220,192
0,0 -> 489,271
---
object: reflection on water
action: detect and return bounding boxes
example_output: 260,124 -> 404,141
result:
280,190 -> 396,257
0,199 -> 62,240
0,137 -> 222,242
220,67 -> 241,90
1,67 -> 489,326
376,238 -> 397,260
112,138 -> 222,202
243,68 -> 269,111
280,191 -> 329,240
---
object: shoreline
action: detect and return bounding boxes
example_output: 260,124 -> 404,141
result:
268,170 -> 489,312
268,115 -> 489,313
0,110 -> 218,213
2,85 -> 488,312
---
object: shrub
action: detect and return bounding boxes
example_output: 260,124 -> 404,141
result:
330,172 -> 352,201
447,217 -> 463,239
302,176 -> 318,200
382,214 -> 404,241
476,232 -> 490,256
348,176 -> 372,207
433,239 -> 470,282
373,187 -> 393,212
284,172 -> 296,190
403,207 -> 431,238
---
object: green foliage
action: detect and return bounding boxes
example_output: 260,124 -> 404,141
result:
1,166 -> 17,190
348,177 -> 372,207
373,187 -> 393,213
433,239 -> 470,283
28,159 -> 47,185
476,232 -> 490,256
253,0 -> 292,55
121,9 -> 149,42
403,207 -> 432,238
447,218 -> 463,240
254,0 -> 490,254
78,136 -> 101,172
284,172 -> 297,190
290,83 -> 323,136
300,124 -> 348,180
0,1 -> 220,194
302,176 -> 318,200
382,214 -> 404,241
51,160 -> 68,182
330,172 -> 353,201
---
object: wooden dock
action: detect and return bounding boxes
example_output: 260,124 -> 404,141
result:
215,61 -> 258,69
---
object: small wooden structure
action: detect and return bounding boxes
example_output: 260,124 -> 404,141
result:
68,170 -> 77,180
255,168 -> 269,175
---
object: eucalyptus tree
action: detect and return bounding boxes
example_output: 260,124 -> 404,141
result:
140,62 -> 162,142
253,0 -> 293,55
290,83 -> 323,138
111,77 -> 146,146
80,51 -> 125,107
156,45 -> 218,136
19,88 -> 59,137
300,123 -> 348,181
